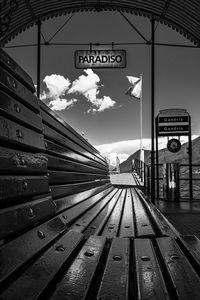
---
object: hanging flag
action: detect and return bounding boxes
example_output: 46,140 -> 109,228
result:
126,76 -> 142,99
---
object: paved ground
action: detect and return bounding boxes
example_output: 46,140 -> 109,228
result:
156,200 -> 200,238
110,173 -> 137,186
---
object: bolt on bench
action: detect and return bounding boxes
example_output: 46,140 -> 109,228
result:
1,49 -> 200,299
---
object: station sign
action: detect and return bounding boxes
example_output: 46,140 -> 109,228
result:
157,109 -> 190,136
75,49 -> 126,69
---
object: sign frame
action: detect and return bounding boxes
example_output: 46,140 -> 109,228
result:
155,108 -> 193,200
74,49 -> 127,69
157,109 -> 190,137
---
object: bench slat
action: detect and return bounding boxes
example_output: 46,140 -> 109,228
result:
58,187 -> 115,229
0,90 -> 42,132
48,170 -> 109,185
0,215 -> 68,284
93,189 -> 122,236
135,238 -> 169,300
50,235 -> 106,300
0,175 -> 49,203
136,188 -> 178,237
45,139 -> 107,171
54,184 -> 113,214
51,180 -> 110,200
0,195 -> 55,240
100,189 -> 126,238
0,67 -> 39,112
41,108 -> 106,165
43,124 -> 106,168
0,230 -> 84,300
47,154 -> 108,174
0,116 -> 45,151
82,190 -> 127,238
0,147 -> 47,174
157,236 -> 200,299
40,102 -> 105,161
119,188 -> 135,238
0,49 -> 35,93
70,188 -> 119,234
178,235 -> 200,271
97,238 -> 129,300
131,189 -> 155,237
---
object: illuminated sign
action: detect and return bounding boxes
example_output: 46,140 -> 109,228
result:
157,109 -> 190,136
75,50 -> 126,69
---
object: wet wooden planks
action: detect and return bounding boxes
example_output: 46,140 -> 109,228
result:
0,186 -> 176,284
1,234 -> 200,299
57,187 -> 156,238
0,49 -> 49,208
39,100 -> 110,203
0,48 -> 111,248
51,187 -> 177,239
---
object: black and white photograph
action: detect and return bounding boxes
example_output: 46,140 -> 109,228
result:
1,1 -> 200,299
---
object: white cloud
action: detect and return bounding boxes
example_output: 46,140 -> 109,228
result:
88,96 -> 116,113
68,69 -> 100,95
48,98 -> 78,111
68,69 -> 116,113
40,74 -> 77,111
95,135 -> 199,166
43,74 -> 71,99
40,70 -> 116,113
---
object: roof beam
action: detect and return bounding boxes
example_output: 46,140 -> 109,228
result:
47,14 -> 75,43
119,11 -> 148,43
3,42 -> 199,49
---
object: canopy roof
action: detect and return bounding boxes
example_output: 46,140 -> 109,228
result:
0,0 -> 200,45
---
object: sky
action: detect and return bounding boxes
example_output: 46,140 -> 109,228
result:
4,11 -> 200,165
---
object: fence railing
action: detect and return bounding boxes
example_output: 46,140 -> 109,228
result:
134,159 -> 200,201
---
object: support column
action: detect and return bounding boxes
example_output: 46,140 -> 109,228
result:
37,19 -> 41,99
151,15 -> 155,203
188,116 -> 193,200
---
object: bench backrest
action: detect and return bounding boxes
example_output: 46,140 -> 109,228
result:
0,48 -> 110,244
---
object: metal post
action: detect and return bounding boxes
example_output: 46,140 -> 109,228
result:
188,116 -> 193,200
37,19 -> 41,99
151,15 -> 155,203
139,74 -> 143,183
140,74 -> 143,154
147,166 -> 150,196
155,117 -> 159,199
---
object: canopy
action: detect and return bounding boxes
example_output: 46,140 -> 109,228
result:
0,0 -> 200,45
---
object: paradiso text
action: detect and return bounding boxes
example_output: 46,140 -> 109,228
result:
75,50 -> 126,68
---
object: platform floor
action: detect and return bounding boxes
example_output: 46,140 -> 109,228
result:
110,172 -> 140,186
156,200 -> 200,238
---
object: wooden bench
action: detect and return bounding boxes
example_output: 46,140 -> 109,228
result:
1,48 -> 200,299
1,232 -> 200,299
